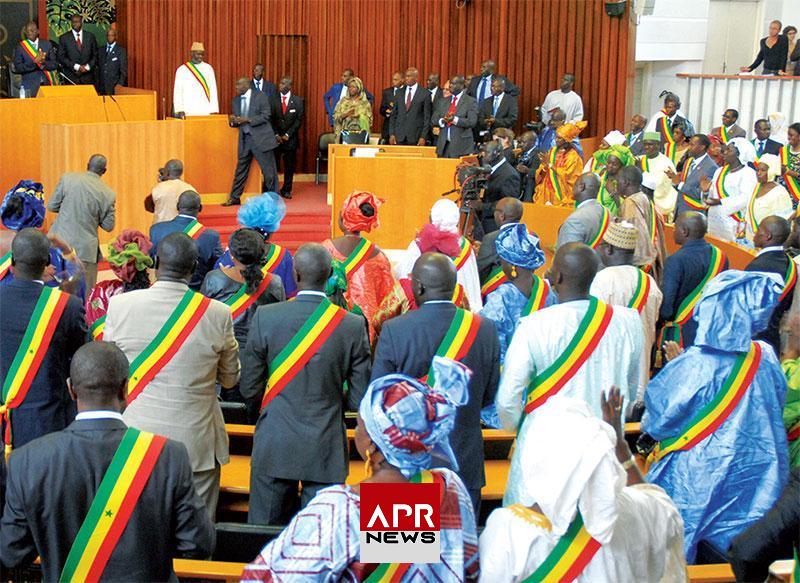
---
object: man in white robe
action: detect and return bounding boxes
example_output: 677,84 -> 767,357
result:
173,42 -> 219,118
540,74 -> 583,124
639,132 -> 678,221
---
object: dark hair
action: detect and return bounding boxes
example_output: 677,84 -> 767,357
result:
754,118 -> 769,128
726,109 -> 739,121
692,133 -> 711,150
663,92 -> 681,107
359,202 -> 375,218
784,26 -> 797,35
0,195 -> 24,222
671,120 -> 687,138
124,269 -> 151,293
229,228 -> 266,294
789,122 -> 800,136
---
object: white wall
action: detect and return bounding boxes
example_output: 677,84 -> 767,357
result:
635,0 -> 710,62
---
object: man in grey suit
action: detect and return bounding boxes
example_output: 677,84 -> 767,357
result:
240,244 -> 371,525
556,173 -> 605,249
0,342 -> 214,581
104,232 -> 240,519
625,114 -> 648,156
223,77 -> 279,206
47,154 -> 116,289
432,75 -> 478,158
667,134 -> 719,218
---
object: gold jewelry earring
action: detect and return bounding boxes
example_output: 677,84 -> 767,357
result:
364,447 -> 373,478
510,265 -> 517,278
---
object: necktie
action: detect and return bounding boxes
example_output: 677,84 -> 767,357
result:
282,95 -> 288,114
758,141 -> 764,156
493,96 -> 500,116
405,87 -> 412,111
688,159 -> 696,175
447,95 -> 457,117
257,80 -> 262,91
76,33 -> 82,50
477,78 -> 487,104
107,45 -> 111,55
241,95 -> 247,115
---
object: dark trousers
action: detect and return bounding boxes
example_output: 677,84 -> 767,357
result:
275,145 -> 297,194
248,474 -> 332,525
229,136 -> 278,201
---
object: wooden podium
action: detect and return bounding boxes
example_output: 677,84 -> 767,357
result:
38,85 -> 98,98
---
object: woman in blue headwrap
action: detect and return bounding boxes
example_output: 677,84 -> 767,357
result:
241,357 -> 480,582
642,270 -> 790,562
214,192 -> 297,297
0,180 -> 85,297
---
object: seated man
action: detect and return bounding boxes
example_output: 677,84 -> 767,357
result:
643,271 -> 790,562
0,342 -> 214,581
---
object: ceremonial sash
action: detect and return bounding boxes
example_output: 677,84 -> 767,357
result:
720,125 -> 730,144
59,428 -> 166,583
628,270 -> 651,313
262,299 -> 346,409
0,251 -> 11,280
547,148 -> 563,202
451,283 -> 465,305
127,290 -> 211,403
587,207 -> 610,249
224,271 -> 274,321
714,166 -> 744,224
649,342 -> 762,464
779,259 -> 797,303
522,276 -> 549,316
747,184 -> 761,233
646,198 -> 659,245
182,218 -> 205,239
342,237 -> 375,277
20,40 -> 57,85
425,309 -> 481,387
263,243 -> 287,273
91,315 -> 106,341
788,420 -> 800,442
673,245 -> 725,326
639,156 -> 650,173
184,61 -> 211,102
682,193 -> 708,211
792,549 -> 799,583
588,157 -> 602,174
780,145 -> 800,202
481,266 -> 508,299
524,298 -> 613,414
596,172 -> 608,204
522,512 -> 601,583
659,112 -> 676,162
453,238 -> 472,270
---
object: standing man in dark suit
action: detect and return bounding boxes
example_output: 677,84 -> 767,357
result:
379,72 -> 403,143
432,75 -> 478,158
471,141 -> 521,236
516,130 -> 540,201
57,14 -> 97,86
372,252 -> 500,516
476,197 -> 524,283
271,76 -> 304,199
477,77 -> 518,143
752,119 -> 783,159
467,59 -> 520,105
389,67 -> 432,146
239,244 -> 371,525
251,63 -> 277,99
96,28 -> 127,95
0,229 -> 87,454
11,21 -> 58,97
0,342 -> 215,581
626,114 -> 648,156
149,191 -> 223,291
223,77 -> 279,206
427,73 -> 443,105
667,134 -> 719,217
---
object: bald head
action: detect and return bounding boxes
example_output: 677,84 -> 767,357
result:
293,243 -> 332,290
495,197 -> 524,225
573,173 -> 600,203
617,166 -> 642,197
87,154 -> 107,175
550,243 -> 599,298
176,190 -> 202,215
156,232 -> 197,280
69,342 -> 129,410
164,159 -> 184,178
10,228 -> 50,279
754,215 -> 791,249
411,252 -> 457,304
674,211 -> 707,245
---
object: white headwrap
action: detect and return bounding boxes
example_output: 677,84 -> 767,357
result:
519,396 -> 625,544
603,130 -> 626,147
430,199 -> 460,234
727,137 -> 756,166
758,153 -> 783,182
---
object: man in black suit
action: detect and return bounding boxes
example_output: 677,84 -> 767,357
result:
240,244 -> 371,525
12,21 -> 58,97
251,63 -> 277,99
372,252 -> 500,516
96,28 -> 127,95
149,191 -> 223,290
626,114 -> 648,156
752,119 -> 783,159
223,77 -> 279,206
477,77 -> 519,143
476,197 -> 524,284
389,67 -> 432,146
427,73 -> 443,105
58,14 -> 98,85
467,59 -> 520,106
471,141 -> 521,236
0,342 -> 214,581
0,229 -> 87,454
271,76 -> 304,199
432,75 -> 478,158
379,72 -> 403,143
515,130 -> 540,201
745,216 -> 794,354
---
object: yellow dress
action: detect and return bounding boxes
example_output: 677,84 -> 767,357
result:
534,147 -> 582,206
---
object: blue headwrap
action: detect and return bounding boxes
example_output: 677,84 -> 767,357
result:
1,180 -> 46,230
693,270 -> 783,352
360,357 -> 471,478
237,192 -> 286,234
494,224 -> 545,270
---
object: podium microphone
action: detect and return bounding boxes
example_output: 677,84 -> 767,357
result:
440,188 -> 459,196
58,71 -> 78,85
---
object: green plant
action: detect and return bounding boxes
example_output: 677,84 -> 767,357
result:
47,0 -> 116,38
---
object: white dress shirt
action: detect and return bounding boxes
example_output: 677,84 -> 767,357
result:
404,83 -> 418,106
75,411 -> 126,422
73,30 -> 89,71
540,89 -> 584,123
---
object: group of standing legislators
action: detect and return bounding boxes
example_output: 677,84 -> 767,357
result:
12,16 -> 127,97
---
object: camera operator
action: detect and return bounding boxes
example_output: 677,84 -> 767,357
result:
465,141 -> 521,237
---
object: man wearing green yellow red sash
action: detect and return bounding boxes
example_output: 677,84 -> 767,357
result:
0,342 -> 214,582
173,42 -> 219,118
11,21 -> 58,97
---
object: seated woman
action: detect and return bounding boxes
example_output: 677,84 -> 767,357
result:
583,130 -> 626,174
215,192 -> 296,297
322,191 -> 395,343
333,76 -> 373,144
85,230 -> 152,340
480,391 -> 686,582
241,358 -> 479,581
745,153 -> 794,243
534,121 -> 587,207
593,144 -> 636,215
0,180 -> 84,297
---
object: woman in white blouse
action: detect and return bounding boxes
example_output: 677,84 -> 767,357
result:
745,153 -> 794,242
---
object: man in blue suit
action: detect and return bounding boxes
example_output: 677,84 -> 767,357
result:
322,68 -> 374,127
11,21 -> 58,97
667,133 -> 719,218
149,191 -> 222,290
251,63 -> 277,99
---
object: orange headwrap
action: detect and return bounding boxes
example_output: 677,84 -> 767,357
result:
341,191 -> 385,233
556,120 -> 588,142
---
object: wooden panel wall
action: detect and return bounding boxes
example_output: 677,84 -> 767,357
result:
117,0 -> 635,172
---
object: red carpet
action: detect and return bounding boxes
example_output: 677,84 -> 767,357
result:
199,182 -> 331,251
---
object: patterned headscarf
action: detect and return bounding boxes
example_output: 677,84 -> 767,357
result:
556,120 -> 588,142
348,76 -> 367,100
593,144 -> 635,168
237,192 -> 287,235
107,230 -> 153,283
341,191 -> 384,233
495,224 -> 545,270
360,357 -> 471,478
0,180 -> 46,230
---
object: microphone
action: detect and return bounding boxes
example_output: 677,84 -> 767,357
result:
107,93 -> 127,121
440,188 -> 459,196
58,71 -> 78,85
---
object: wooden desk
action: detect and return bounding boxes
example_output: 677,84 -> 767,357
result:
686,564 -> 735,582
174,559 -> 245,582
